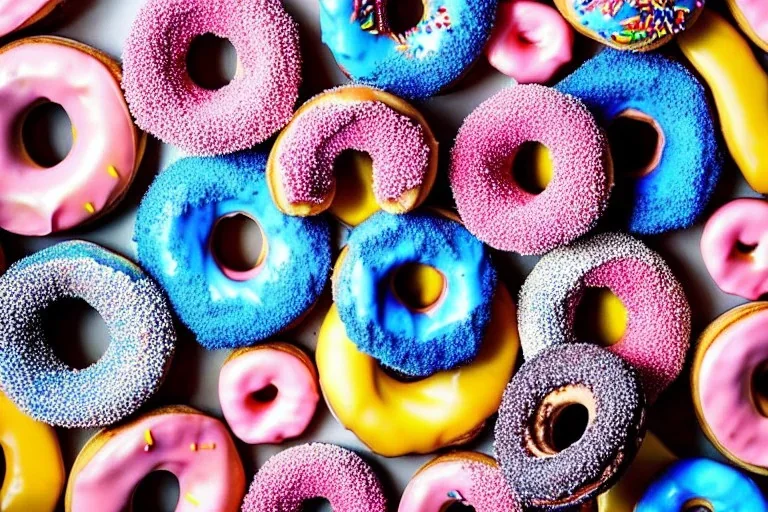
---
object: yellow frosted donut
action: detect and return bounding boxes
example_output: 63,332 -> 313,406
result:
0,392 -> 64,512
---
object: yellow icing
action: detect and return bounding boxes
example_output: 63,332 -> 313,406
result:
0,392 -> 65,512
575,288 -> 629,347
328,151 -> 380,227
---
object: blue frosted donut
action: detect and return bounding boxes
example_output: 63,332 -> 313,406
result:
319,0 -> 498,99
333,211 -> 497,376
636,458 -> 767,512
135,151 -> 332,350
0,241 -> 176,428
557,49 -> 722,235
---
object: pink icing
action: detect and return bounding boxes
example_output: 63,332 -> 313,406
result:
449,84 -> 612,255
0,0 -> 54,37
70,411 -> 245,512
122,0 -> 301,156
399,455 -> 521,512
734,0 -> 768,44
218,346 -> 319,444
0,40 -> 138,236
698,308 -> 768,468
485,0 -> 574,84
276,91 -> 431,207
701,198 -> 768,300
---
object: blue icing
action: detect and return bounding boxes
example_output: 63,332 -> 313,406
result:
135,151 -> 332,349
319,0 -> 497,99
636,459 -> 767,512
556,49 -> 722,235
335,211 -> 497,377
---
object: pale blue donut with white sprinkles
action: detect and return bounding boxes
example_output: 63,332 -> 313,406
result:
319,0 -> 498,99
0,241 -> 176,428
333,211 -> 497,377
135,151 -> 332,350
636,458 -> 767,512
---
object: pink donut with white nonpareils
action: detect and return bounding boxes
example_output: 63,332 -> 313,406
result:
0,37 -> 142,236
701,198 -> 768,300
218,343 -> 319,445
450,84 -> 613,255
485,0 -> 574,84
0,0 -> 61,37
241,443 -> 388,512
399,452 -> 521,512
122,0 -> 301,156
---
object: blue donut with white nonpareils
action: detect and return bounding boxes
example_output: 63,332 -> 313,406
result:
557,49 -> 722,235
319,0 -> 498,99
636,458 -> 767,512
135,151 -> 332,350
333,211 -> 497,377
0,241 -> 176,428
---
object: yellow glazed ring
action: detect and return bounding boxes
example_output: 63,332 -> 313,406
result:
0,392 -> 65,512
316,284 -> 519,457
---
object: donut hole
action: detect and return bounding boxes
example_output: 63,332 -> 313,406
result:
42,297 -> 110,370
250,384 -> 279,404
549,403 -> 590,451
608,110 -> 665,178
391,263 -> 446,313
387,0 -> 425,35
131,470 -> 180,512
529,386 -> 596,457
682,498 -> 714,512
301,497 -> 332,511
510,142 -> 553,195
735,240 -> 758,256
186,33 -> 238,90
19,101 -> 74,168
445,500 -> 476,512
751,362 -> 768,417
0,447 -> 6,493
329,150 -> 377,226
210,213 -> 267,280
573,287 -> 629,347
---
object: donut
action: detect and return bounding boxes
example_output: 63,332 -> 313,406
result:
449,84 -> 612,255
319,0 -> 498,99
678,10 -> 768,194
66,406 -> 245,512
518,232 -> 691,402
484,0 -> 574,84
0,392 -> 64,512
701,198 -> 768,300
691,302 -> 768,474
0,0 -> 62,37
317,282 -> 518,457
241,443 -> 387,512
218,343 -> 319,444
267,86 -> 438,226
0,241 -> 176,428
557,48 -> 722,235
636,459 -> 767,512
495,343 -> 646,510
554,0 -> 704,51
135,151 -> 331,350
0,37 -> 144,236
399,452 -> 521,512
332,211 -> 497,377
727,0 -> 768,52
122,0 -> 301,156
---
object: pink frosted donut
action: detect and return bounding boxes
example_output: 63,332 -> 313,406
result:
0,0 -> 61,37
399,452 -> 521,512
449,84 -> 612,255
242,443 -> 387,512
0,37 -> 142,236
122,0 -> 301,156
485,0 -> 574,84
218,343 -> 319,445
701,198 -> 768,300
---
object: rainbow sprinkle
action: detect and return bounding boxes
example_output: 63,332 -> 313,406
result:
143,429 -> 154,451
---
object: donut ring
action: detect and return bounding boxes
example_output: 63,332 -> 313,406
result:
241,443 -> 387,512
495,343 -> 646,510
450,84 -> 613,255
518,232 -> 691,402
0,241 -> 176,428
122,0 -> 301,156
727,0 -> 768,52
0,0 -> 62,37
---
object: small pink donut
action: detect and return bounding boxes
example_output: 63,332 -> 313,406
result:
701,198 -> 768,300
399,452 -> 521,512
0,0 -> 61,37
122,0 -> 301,156
241,443 -> 388,512
449,84 -> 613,255
485,0 -> 574,84
218,344 -> 319,445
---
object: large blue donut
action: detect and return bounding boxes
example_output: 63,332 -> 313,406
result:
333,211 -> 497,376
135,151 -> 332,349
557,49 -> 723,235
0,241 -> 176,428
636,458 -> 767,512
319,0 -> 497,99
